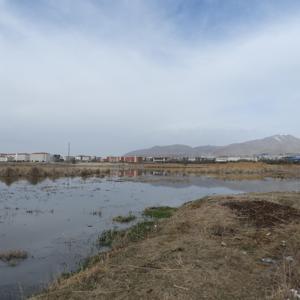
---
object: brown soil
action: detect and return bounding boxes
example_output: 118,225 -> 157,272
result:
32,192 -> 300,300
223,200 -> 300,228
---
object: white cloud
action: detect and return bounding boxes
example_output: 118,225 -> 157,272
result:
0,1 -> 300,154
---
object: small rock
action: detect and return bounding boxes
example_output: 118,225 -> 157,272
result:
261,258 -> 276,264
221,242 -> 227,247
285,256 -> 294,263
242,251 -> 247,255
281,240 -> 287,247
266,232 -> 271,236
290,289 -> 300,299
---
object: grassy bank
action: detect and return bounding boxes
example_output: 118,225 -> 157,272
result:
1,162 -> 300,183
32,192 -> 300,299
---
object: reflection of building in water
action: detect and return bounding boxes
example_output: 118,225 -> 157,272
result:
123,169 -> 139,177
110,169 -> 143,178
150,171 -> 170,176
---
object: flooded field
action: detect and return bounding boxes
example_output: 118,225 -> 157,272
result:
0,172 -> 300,299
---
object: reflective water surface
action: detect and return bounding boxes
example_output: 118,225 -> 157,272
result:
0,173 -> 299,299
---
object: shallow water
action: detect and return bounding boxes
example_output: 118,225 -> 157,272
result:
0,174 -> 299,299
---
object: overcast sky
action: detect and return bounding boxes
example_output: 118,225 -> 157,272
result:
1,0 -> 300,155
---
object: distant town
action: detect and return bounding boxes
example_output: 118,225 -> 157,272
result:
0,152 -> 300,164
1,135 -> 300,164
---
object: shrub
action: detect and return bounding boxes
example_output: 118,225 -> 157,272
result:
0,250 -> 28,262
113,213 -> 136,223
98,221 -> 156,247
143,206 -> 177,219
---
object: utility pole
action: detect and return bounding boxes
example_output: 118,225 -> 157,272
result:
68,142 -> 71,163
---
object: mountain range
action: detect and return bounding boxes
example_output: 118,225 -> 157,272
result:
125,135 -> 300,157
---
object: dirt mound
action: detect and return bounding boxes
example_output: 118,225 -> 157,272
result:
223,200 -> 300,228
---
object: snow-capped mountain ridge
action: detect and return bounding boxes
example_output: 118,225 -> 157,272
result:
125,135 -> 300,157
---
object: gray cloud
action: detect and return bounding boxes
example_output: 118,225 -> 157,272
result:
0,1 -> 300,155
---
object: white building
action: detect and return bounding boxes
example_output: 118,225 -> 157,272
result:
30,152 -> 51,163
152,157 -> 169,163
240,156 -> 258,162
6,154 -> 16,162
215,156 -> 258,163
215,157 -> 229,163
76,155 -> 92,162
226,157 -> 241,162
15,153 -> 30,162
188,157 -> 196,162
0,154 -> 8,162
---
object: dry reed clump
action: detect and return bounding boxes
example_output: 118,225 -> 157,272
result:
1,166 -> 18,177
31,192 -> 300,300
28,166 -> 42,177
0,250 -> 28,262
0,163 -> 112,183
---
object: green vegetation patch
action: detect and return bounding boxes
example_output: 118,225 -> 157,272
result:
80,254 -> 103,271
125,221 -> 155,242
143,206 -> 177,219
113,213 -> 136,223
98,229 -> 120,247
98,221 -> 156,247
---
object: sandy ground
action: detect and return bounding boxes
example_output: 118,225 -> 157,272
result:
32,192 -> 300,300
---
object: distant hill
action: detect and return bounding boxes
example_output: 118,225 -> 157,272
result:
125,135 -> 300,157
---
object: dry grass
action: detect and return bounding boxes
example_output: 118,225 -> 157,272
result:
1,162 -> 300,183
0,163 -> 112,184
0,250 -> 28,262
142,162 -> 300,179
31,192 -> 300,300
